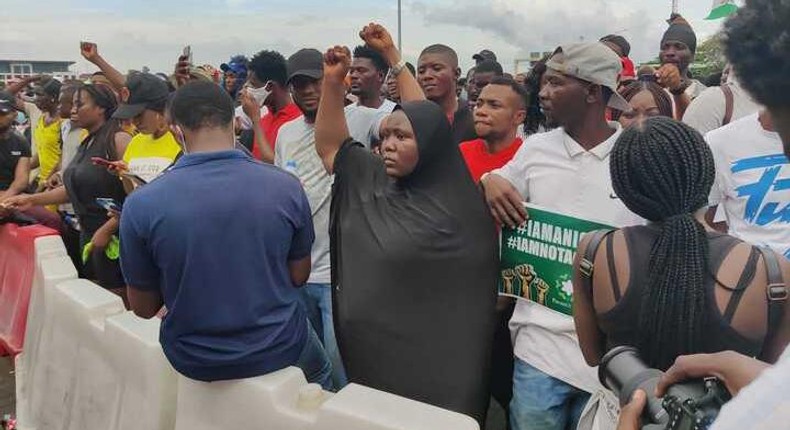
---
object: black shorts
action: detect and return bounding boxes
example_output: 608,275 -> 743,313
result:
80,233 -> 125,290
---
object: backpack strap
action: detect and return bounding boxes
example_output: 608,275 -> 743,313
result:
579,229 -> 617,294
722,84 -> 734,126
757,247 -> 787,352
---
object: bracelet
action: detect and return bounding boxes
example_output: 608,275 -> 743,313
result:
390,58 -> 407,77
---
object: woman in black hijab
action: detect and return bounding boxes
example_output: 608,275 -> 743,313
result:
315,44 -> 498,423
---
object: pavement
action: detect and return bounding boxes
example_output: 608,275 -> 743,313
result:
0,357 -> 13,420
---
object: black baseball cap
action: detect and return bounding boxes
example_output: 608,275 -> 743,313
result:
473,49 -> 497,63
286,49 -> 323,84
34,79 -> 62,98
113,72 -> 170,119
0,91 -> 20,114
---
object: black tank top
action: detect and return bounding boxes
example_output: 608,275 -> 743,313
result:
597,225 -> 763,368
63,130 -> 126,241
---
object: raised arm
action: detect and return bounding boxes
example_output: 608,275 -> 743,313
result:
80,42 -> 128,93
315,46 -> 352,175
360,23 -> 425,103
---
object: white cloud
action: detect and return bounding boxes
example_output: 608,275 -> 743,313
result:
1,0 -> 726,76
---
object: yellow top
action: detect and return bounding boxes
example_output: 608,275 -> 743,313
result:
122,131 -> 182,183
33,115 -> 63,181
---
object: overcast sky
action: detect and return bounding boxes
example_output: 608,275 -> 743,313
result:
1,0 -> 729,75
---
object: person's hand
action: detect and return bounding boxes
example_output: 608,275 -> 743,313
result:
359,23 -> 399,65
616,390 -> 647,430
481,173 -> 528,228
174,55 -> 191,86
1,194 -> 35,212
91,227 -> 113,249
655,64 -> 682,91
656,351 -> 769,398
46,172 -> 63,189
239,88 -> 261,122
323,46 -> 352,84
80,42 -> 100,63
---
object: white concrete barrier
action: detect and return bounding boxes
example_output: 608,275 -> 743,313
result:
16,236 -> 479,430
14,235 -> 78,429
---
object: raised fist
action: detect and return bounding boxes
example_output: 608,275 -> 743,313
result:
323,46 -> 352,83
80,41 -> 100,63
359,23 -> 396,54
655,63 -> 682,92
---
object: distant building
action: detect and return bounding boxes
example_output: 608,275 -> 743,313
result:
513,51 -> 554,74
0,59 -> 77,85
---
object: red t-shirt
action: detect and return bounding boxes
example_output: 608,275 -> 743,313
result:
459,137 -> 523,183
252,103 -> 303,159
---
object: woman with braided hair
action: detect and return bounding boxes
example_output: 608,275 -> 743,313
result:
572,117 -> 790,371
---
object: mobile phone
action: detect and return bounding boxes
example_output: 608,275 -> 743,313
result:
96,198 -> 122,213
120,171 -> 148,185
182,45 -> 192,65
91,157 -> 126,170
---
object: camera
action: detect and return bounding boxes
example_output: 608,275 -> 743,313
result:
599,346 -> 731,430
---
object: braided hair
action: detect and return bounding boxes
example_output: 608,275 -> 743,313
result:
610,117 -> 715,370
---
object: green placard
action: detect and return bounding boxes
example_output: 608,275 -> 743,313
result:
499,204 -> 614,316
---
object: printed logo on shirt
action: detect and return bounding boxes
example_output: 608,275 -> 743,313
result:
731,153 -> 790,227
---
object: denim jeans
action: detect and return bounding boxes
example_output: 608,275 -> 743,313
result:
297,283 -> 348,389
510,359 -> 590,430
295,323 -> 334,391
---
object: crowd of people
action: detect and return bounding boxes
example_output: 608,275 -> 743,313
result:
1,0 -> 789,428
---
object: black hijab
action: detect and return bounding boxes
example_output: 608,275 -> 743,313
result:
329,100 -> 498,423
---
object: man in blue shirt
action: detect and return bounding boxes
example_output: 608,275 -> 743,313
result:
119,81 -> 332,389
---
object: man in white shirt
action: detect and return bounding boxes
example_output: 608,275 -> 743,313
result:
350,45 -> 396,113
683,71 -> 760,135
482,42 -> 641,430
274,48 -> 386,389
707,111 -> 790,257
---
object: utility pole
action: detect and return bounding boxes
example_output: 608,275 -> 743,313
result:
672,0 -> 679,14
398,0 -> 403,51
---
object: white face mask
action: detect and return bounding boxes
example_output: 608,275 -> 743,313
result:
246,82 -> 273,107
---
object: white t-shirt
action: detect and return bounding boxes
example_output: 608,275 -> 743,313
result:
710,346 -> 790,430
707,113 -> 790,258
344,104 -> 388,147
59,120 -> 83,170
370,99 -> 397,114
274,111 -> 385,284
683,81 -> 760,135
493,123 -> 643,393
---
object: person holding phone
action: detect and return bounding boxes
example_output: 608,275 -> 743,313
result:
2,82 -> 133,304
112,73 -> 181,185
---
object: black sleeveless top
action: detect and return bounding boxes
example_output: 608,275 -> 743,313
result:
597,225 -> 764,368
63,130 -> 126,241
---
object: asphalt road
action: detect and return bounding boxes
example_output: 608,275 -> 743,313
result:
0,357 -> 13,420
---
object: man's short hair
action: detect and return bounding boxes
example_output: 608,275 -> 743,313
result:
248,50 -> 288,86
724,0 -> 790,109
419,44 -> 459,68
171,81 -> 234,130
353,45 -> 389,74
488,76 -> 528,109
474,60 -> 504,77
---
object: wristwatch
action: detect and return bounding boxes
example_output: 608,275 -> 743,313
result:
390,58 -> 407,77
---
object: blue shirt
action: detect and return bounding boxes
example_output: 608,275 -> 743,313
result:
120,149 -> 313,381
